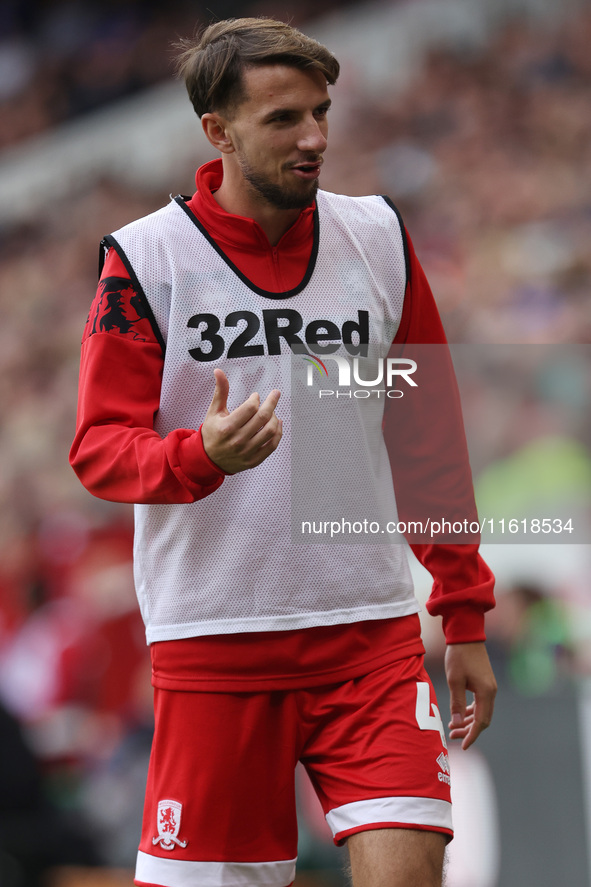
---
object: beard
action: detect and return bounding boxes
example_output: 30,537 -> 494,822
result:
238,156 -> 319,210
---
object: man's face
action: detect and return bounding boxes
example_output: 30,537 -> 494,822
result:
223,64 -> 331,211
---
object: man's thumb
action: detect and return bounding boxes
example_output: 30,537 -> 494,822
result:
449,690 -> 466,727
209,368 -> 229,414
450,711 -> 464,728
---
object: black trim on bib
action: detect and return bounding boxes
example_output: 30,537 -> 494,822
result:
98,238 -> 110,280
173,195 -> 319,301
101,234 -> 166,355
380,196 -> 410,291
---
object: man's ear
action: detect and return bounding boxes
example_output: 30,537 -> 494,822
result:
201,113 -> 235,154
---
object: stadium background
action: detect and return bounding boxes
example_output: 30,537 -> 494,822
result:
0,0 -> 590,884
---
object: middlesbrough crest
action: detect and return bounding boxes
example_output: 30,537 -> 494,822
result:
152,799 -> 188,851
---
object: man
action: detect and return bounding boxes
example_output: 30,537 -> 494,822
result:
70,17 -> 497,887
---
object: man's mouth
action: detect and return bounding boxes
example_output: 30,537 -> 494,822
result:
289,160 -> 323,180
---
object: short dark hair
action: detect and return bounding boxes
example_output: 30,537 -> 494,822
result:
175,18 -> 340,118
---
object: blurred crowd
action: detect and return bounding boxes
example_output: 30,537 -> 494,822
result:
1,1 -> 590,882
0,0 -> 354,150
321,8 -> 591,344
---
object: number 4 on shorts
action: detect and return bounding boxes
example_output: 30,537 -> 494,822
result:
415,682 -> 447,749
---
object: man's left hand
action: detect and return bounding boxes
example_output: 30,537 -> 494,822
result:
444,641 -> 497,750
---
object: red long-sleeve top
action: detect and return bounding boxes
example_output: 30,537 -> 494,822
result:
70,159 -> 494,691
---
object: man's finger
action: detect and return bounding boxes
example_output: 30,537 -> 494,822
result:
248,412 -> 282,450
455,693 -> 495,750
207,368 -> 231,416
222,392 -> 279,443
256,388 -> 281,421
228,388 -> 281,442
243,418 -> 284,468
229,407 -> 282,460
447,673 -> 467,733
449,701 -> 466,729
469,691 -> 495,744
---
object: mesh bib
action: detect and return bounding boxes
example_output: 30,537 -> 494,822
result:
109,191 -> 419,642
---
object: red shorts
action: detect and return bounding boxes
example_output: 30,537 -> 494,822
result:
135,655 -> 452,887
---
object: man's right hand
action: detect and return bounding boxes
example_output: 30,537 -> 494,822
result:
201,368 -> 283,474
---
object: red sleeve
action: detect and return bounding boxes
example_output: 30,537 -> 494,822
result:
69,248 -> 226,504
387,229 -> 495,644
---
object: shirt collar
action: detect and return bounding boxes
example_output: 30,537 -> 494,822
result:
192,158 -> 315,252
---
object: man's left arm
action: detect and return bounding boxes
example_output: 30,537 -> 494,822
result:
413,541 -> 497,749
387,226 -> 497,748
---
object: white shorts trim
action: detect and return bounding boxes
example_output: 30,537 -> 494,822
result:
326,796 -> 453,838
135,851 -> 297,887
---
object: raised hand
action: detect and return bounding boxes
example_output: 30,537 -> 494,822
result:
201,368 -> 283,474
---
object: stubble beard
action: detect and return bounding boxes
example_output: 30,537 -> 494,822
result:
239,157 -> 319,210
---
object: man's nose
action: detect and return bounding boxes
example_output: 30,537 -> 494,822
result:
297,116 -> 328,154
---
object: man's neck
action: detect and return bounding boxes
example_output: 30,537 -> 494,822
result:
213,165 -> 302,247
